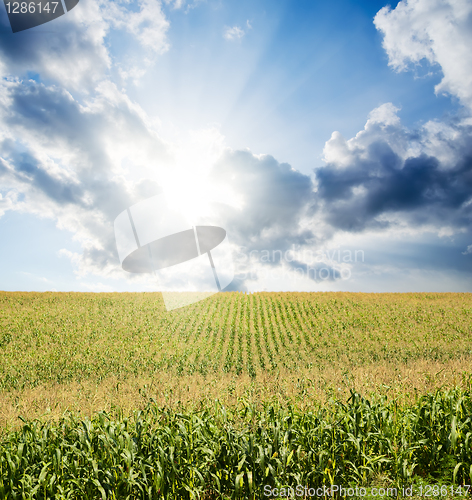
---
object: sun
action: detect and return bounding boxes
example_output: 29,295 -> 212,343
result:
162,176 -> 213,223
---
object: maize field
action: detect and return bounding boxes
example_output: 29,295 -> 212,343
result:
2,390 -> 472,498
1,291 -> 472,498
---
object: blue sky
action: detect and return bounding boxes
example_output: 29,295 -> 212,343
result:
0,0 -> 471,292
134,0 -> 459,173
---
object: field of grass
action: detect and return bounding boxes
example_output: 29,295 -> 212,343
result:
1,291 -> 472,498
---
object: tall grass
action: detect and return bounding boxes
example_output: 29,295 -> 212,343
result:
1,292 -> 471,390
1,389 -> 472,499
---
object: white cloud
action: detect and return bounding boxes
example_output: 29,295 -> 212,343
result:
0,73 -> 314,287
463,244 -> 472,255
0,0 -> 171,92
0,77 -> 172,280
322,103 -> 408,169
314,0 -> 472,243
101,0 -> 170,54
0,2 -> 110,91
163,0 -> 185,9
224,25 -> 245,41
374,0 -> 472,110
0,192 -> 15,217
366,103 -> 402,127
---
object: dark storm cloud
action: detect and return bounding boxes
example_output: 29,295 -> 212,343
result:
209,149 -> 315,249
314,137 -> 472,232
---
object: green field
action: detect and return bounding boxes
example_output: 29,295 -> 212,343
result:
1,291 -> 472,498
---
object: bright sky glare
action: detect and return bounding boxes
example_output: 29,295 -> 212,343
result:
0,0 -> 471,293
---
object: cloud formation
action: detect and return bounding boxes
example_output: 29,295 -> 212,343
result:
0,78 -> 168,278
0,0 -> 171,91
0,0 -> 470,292
314,104 -> 472,233
374,0 -> 472,110
209,149 -> 314,247
307,0 -> 472,288
0,0 -> 336,292
324,0 -> 472,242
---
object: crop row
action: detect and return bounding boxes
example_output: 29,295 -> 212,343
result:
1,292 -> 472,390
2,388 -> 472,498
